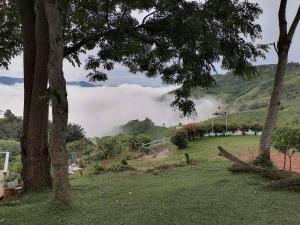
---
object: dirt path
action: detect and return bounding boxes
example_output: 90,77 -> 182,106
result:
139,147 -> 170,162
240,151 -> 300,172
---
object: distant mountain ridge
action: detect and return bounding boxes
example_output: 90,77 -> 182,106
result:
0,76 -> 166,87
0,76 -> 96,87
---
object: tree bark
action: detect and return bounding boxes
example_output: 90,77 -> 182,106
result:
258,50 -> 289,161
44,0 -> 71,204
21,0 -> 52,190
19,0 -> 36,182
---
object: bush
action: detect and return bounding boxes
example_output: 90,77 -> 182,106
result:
125,134 -> 152,151
108,163 -> 135,172
83,163 -> 105,176
171,129 -> 188,149
92,136 -> 125,160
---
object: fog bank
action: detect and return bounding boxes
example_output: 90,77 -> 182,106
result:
0,84 -> 222,137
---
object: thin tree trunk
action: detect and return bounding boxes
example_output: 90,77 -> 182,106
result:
258,50 -> 288,161
288,155 -> 292,171
22,0 -> 52,190
283,153 -> 286,170
258,1 -> 300,162
44,0 -> 70,204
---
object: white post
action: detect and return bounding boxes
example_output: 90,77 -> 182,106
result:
2,152 -> 9,175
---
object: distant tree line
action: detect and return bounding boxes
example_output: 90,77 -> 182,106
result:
0,109 -> 85,143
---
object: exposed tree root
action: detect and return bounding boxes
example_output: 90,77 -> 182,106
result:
218,146 -> 300,190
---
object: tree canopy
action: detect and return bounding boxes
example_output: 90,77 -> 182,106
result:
1,0 -> 267,116
0,0 -> 22,68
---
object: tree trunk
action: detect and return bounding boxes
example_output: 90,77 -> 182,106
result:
44,0 -> 71,204
258,50 -> 289,161
21,0 -> 52,190
283,153 -> 286,170
19,0 -> 36,183
258,1 -> 300,163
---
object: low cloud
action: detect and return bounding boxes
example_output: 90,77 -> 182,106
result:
0,84 -> 222,137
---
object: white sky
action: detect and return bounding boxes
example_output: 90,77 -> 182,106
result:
1,1 -> 300,81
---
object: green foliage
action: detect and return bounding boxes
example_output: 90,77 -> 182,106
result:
0,110 -> 22,140
272,127 -> 300,154
10,155 -> 22,173
0,139 -> 20,158
121,118 -> 155,134
66,123 -> 86,143
92,136 -> 126,160
184,124 -> 205,140
199,115 -> 263,133
15,0 -> 263,116
125,134 -> 152,151
83,163 -> 105,177
67,139 -> 93,158
0,1 -> 22,69
107,162 -> 134,172
171,129 -> 188,149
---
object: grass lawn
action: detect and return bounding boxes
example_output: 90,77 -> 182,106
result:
1,136 -> 300,225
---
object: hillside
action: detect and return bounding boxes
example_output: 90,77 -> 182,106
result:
193,63 -> 300,127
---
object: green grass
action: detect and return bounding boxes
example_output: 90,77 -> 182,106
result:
1,136 -> 300,225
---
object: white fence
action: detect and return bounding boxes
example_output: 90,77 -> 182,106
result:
0,152 -> 10,174
142,137 -> 170,150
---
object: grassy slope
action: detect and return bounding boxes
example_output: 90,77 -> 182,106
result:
2,136 -> 300,225
193,63 -> 300,126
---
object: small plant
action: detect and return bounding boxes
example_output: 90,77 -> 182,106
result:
3,172 -> 20,189
121,159 -> 128,166
184,153 -> 190,164
171,129 -> 188,149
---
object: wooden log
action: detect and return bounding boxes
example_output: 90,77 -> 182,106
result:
218,146 -> 299,180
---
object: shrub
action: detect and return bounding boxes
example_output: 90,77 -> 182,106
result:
108,163 -> 135,172
171,129 -> 188,149
92,136 -> 125,160
184,124 -> 198,140
125,134 -> 151,151
84,163 -> 105,176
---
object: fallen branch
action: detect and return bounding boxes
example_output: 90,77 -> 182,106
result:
218,146 -> 298,180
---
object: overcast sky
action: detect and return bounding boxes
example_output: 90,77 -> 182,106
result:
0,1 -> 300,82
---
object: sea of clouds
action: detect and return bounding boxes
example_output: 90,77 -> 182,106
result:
0,84 -> 222,137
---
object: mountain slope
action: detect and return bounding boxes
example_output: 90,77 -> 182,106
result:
193,63 -> 300,127
194,63 -> 300,111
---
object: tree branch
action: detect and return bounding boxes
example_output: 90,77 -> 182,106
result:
141,10 -> 158,25
64,38 -> 87,57
273,42 -> 279,54
287,4 -> 300,40
278,0 -> 288,38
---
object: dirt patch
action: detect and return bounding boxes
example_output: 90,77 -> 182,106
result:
138,147 -> 170,162
240,150 -> 300,173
